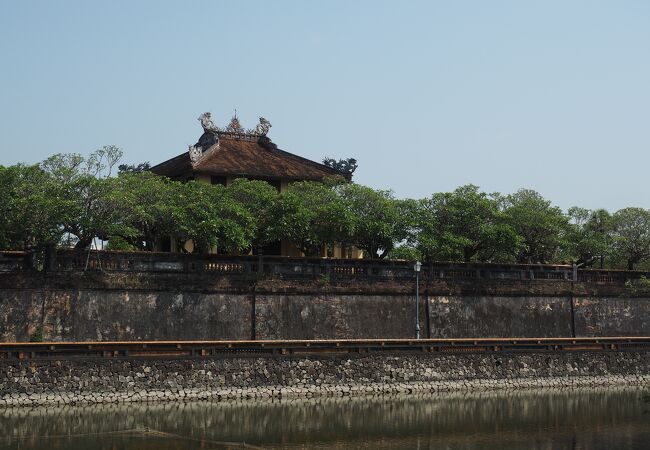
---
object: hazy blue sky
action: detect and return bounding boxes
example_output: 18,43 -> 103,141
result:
1,1 -> 649,211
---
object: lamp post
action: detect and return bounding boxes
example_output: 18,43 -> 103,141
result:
414,261 -> 421,339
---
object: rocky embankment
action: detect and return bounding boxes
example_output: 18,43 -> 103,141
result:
2,352 -> 650,406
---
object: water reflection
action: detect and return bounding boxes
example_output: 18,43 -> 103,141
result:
1,387 -> 650,449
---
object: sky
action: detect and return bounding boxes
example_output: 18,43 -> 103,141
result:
1,1 -> 649,211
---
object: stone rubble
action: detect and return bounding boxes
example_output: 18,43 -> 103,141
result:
1,352 -> 650,407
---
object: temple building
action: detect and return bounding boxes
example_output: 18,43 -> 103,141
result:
150,112 -> 359,257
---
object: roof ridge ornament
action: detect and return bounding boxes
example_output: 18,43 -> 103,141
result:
198,112 -> 221,133
188,144 -> 204,163
226,111 -> 244,133
197,111 -> 272,138
254,117 -> 271,136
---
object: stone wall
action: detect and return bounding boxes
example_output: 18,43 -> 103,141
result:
574,297 -> 650,337
2,352 -> 650,406
1,271 -> 650,341
254,294 -> 421,339
428,296 -> 573,338
0,289 -> 252,341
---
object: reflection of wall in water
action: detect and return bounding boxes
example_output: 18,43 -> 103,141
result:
1,388 -> 649,449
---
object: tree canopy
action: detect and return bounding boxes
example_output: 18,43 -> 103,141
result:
336,183 -> 405,259
611,208 -> 650,270
2,149 -> 650,271
274,181 -> 355,256
562,207 -> 612,268
410,185 -> 521,262
227,178 -> 281,253
322,157 -> 358,174
40,147 -> 124,249
501,189 -> 568,264
0,164 -> 68,251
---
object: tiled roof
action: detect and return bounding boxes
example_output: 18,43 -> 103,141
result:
150,134 -> 349,181
148,152 -> 193,178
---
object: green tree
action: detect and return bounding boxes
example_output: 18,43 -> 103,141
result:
180,181 -> 254,253
562,207 -> 612,268
610,207 -> 650,270
0,166 -> 15,249
275,181 -> 355,256
385,245 -> 422,261
336,183 -> 404,259
40,147 -> 124,249
109,172 -> 254,253
118,162 -> 151,174
322,157 -> 358,174
0,164 -> 68,251
227,178 -> 281,254
588,209 -> 614,268
106,171 -> 185,251
413,185 -> 521,262
501,189 -> 568,263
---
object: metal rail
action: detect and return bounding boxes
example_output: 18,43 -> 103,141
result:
1,337 -> 650,360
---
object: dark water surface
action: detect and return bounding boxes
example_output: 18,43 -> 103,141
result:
1,387 -> 650,449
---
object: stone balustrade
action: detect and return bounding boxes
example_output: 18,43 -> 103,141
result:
1,249 -> 648,284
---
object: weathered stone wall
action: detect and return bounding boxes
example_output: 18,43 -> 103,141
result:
1,271 -> 650,341
254,294 -> 422,339
574,297 -> 650,337
0,289 -> 252,341
2,352 -> 650,406
428,296 -> 573,338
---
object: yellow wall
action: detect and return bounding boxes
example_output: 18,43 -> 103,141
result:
281,240 -> 304,257
196,173 -> 211,183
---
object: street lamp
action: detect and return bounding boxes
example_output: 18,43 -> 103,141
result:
414,261 -> 422,339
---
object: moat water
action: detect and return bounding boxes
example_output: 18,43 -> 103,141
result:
1,387 -> 650,450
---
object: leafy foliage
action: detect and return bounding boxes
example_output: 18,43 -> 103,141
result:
118,162 -> 151,174
336,183 -> 405,259
40,147 -> 124,249
611,208 -> 650,270
3,149 -> 650,270
228,178 -> 281,252
107,171 -> 186,250
322,157 -> 358,174
501,189 -> 568,263
180,181 -> 253,253
0,164 -> 69,251
385,245 -> 422,261
411,185 -> 521,262
275,181 -> 355,256
107,173 -> 255,252
562,208 -> 612,267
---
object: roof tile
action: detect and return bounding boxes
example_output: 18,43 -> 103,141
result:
151,134 -> 349,181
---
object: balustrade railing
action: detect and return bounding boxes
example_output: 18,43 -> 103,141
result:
1,249 -> 649,284
0,251 -> 26,273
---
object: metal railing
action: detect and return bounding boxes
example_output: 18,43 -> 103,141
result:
1,337 -> 650,360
